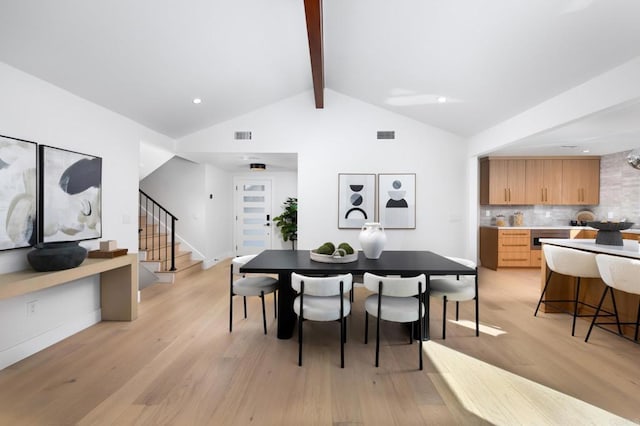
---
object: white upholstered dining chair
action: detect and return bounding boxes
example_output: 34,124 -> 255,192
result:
429,256 -> 479,339
363,272 -> 427,370
291,272 -> 353,368
229,255 -> 278,335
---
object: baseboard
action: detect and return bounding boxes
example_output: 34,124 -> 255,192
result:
0,309 -> 102,371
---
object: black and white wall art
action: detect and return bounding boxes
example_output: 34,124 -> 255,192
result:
40,145 -> 102,243
0,135 -> 37,250
378,173 -> 416,229
338,173 -> 376,228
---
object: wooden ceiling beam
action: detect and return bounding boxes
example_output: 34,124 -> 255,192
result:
304,0 -> 324,108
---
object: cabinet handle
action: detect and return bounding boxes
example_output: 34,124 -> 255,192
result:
501,258 -> 529,262
508,188 -> 511,202
504,188 -> 508,202
502,244 -> 528,247
541,188 -> 544,202
544,188 -> 548,202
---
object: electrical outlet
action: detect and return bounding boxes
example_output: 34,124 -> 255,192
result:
608,212 -> 614,219
485,210 -> 491,217
545,211 -> 551,218
27,300 -> 38,317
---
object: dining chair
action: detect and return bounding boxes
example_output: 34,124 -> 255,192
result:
429,257 -> 479,339
363,272 -> 427,370
229,255 -> 278,335
585,254 -> 637,343
534,245 -> 612,336
291,272 -> 353,368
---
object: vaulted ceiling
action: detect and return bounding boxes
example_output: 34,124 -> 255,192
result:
1,1 -> 639,154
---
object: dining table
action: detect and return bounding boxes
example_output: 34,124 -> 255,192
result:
240,249 -> 477,340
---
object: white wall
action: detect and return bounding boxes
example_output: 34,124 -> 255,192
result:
0,62 -> 173,369
177,90 -> 470,258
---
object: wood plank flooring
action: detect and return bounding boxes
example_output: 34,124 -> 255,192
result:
0,260 -> 639,425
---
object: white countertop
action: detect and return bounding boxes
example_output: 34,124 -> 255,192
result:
539,238 -> 640,259
481,226 -> 640,234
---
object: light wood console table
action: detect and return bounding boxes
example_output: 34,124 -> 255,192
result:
0,254 -> 138,321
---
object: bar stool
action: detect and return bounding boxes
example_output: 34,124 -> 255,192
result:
534,245 -> 608,336
585,254 -> 638,343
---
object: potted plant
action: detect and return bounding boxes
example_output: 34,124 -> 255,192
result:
273,197 -> 297,250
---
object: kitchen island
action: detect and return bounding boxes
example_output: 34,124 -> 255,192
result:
539,238 -> 640,339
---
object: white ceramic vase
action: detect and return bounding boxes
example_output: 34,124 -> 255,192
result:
359,222 -> 386,259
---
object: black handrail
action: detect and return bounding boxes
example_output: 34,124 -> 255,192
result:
139,189 -> 178,271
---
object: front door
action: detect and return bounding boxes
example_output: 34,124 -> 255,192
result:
234,179 -> 272,256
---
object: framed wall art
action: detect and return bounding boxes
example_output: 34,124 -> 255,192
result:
378,173 -> 416,229
0,134 -> 37,250
39,145 -> 102,243
338,173 -> 376,228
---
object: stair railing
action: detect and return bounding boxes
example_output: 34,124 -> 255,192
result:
139,190 -> 178,271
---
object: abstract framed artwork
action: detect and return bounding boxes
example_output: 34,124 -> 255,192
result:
0,134 -> 37,250
338,173 -> 376,228
39,145 -> 102,243
378,173 -> 416,229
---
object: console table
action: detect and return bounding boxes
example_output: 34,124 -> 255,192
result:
0,254 -> 138,321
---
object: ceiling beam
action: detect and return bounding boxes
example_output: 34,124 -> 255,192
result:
304,0 -> 324,108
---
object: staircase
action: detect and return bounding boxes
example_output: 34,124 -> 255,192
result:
138,190 -> 203,285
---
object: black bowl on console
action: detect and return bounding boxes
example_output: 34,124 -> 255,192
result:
586,221 -> 634,246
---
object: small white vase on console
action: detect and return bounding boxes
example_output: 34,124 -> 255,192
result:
359,222 -> 386,259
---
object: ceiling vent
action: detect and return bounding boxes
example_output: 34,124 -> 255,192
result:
234,131 -> 252,140
377,131 -> 395,140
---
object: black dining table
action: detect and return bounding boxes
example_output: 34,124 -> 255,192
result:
240,249 -> 477,340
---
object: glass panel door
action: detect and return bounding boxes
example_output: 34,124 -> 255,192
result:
234,179 -> 272,256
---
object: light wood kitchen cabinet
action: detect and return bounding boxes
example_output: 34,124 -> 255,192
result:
561,159 -> 600,205
497,229 -> 531,267
525,159 -> 563,204
479,158 -> 526,205
480,227 -> 532,270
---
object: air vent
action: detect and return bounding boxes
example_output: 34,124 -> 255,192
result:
234,131 -> 252,140
377,131 -> 395,140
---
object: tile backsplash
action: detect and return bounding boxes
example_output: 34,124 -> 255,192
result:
479,150 -> 640,227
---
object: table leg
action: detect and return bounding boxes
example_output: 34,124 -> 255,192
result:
277,272 -> 296,339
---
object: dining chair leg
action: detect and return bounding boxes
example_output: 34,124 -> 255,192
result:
375,315 -> 381,368
340,317 -> 345,368
298,294 -> 304,367
274,291 -> 277,318
364,313 -> 369,344
455,301 -> 460,321
585,286 -> 609,342
571,277 -> 581,336
343,317 -> 348,343
243,296 -> 248,319
419,282 -> 423,371
229,291 -> 233,333
260,291 -> 267,335
442,295 -> 448,339
534,270 -> 553,316
475,273 -> 480,337
375,292 -> 382,367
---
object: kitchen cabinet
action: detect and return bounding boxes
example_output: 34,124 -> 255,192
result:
479,227 -> 531,270
561,159 -> 600,205
525,159 -> 563,204
480,156 -> 600,206
479,158 -> 526,205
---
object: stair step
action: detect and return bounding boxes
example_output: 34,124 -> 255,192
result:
152,251 -> 194,271
154,259 -> 203,282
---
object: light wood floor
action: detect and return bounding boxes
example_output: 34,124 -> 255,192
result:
1,260 -> 639,425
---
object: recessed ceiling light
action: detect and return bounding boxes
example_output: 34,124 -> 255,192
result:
583,149 -> 590,153
192,98 -> 202,104
437,96 -> 447,103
